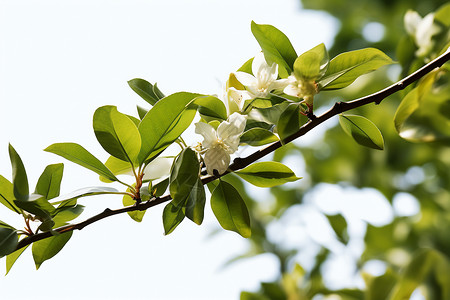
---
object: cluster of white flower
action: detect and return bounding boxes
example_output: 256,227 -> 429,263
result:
195,52 -> 317,175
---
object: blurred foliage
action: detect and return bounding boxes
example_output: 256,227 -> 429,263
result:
237,0 -> 450,299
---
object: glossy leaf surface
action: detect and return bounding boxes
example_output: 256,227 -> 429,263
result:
162,202 -> 185,235
339,114 -> 384,150
240,128 -> 279,146
277,103 -> 301,142
251,21 -> 297,78
8,144 -> 29,201
211,180 -> 251,238
128,78 -> 165,106
45,143 -> 118,182
35,163 -> 64,200
0,175 -> 21,213
0,227 -> 18,258
93,105 -> 141,164
138,92 -> 199,164
169,148 -> 200,206
293,43 -> 328,80
236,162 -> 301,187
320,48 -> 394,90
32,231 -> 73,269
5,245 -> 29,275
185,179 -> 206,225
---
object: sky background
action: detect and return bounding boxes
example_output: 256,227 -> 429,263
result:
0,0 -> 365,299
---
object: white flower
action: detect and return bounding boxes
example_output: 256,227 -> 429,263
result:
234,53 -> 288,99
404,10 -> 441,57
195,112 -> 246,175
224,86 -> 252,114
283,75 -> 318,108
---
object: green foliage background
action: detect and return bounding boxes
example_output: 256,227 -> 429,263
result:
238,0 -> 450,299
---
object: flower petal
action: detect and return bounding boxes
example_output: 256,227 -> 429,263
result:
217,113 -> 246,142
234,72 -> 257,87
195,122 -> 217,148
404,10 -> 421,36
204,146 -> 230,175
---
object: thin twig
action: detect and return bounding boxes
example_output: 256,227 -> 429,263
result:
14,48 -> 450,251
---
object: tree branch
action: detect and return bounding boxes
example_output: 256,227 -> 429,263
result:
15,48 -> 450,251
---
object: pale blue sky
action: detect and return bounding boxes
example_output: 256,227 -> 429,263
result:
0,0 -> 340,299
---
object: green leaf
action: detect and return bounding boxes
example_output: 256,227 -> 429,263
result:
237,57 -> 254,74
45,143 -> 118,182
162,202 -> 185,235
50,186 -> 119,204
123,193 -> 146,222
185,179 -> 206,225
137,105 -> 148,120
6,245 -> 29,275
320,48 -> 394,90
293,43 -> 328,80
128,78 -> 165,106
151,178 -> 169,197
169,148 -> 200,206
32,231 -> 72,269
99,156 -> 133,183
388,249 -> 445,300
325,213 -> 349,244
435,3 -> 450,27
8,144 -> 29,201
277,103 -> 301,142
138,92 -> 199,164
35,163 -> 64,200
52,204 -> 84,227
0,227 -> 19,258
0,175 -> 21,214
211,180 -> 251,238
93,105 -> 141,164
14,194 -> 56,220
236,162 -> 301,187
394,70 -> 450,143
240,128 -> 279,146
192,95 -> 227,121
339,114 -> 384,150
251,21 -> 298,78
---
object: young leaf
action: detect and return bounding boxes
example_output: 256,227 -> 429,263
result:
185,179 -> 206,225
339,115 -> 384,150
169,148 -> 200,206
277,103 -> 301,142
93,105 -> 141,164
236,162 -> 301,187
8,144 -> 29,201
251,21 -> 298,78
32,231 -> 73,269
293,43 -> 328,80
240,128 -> 279,146
6,245 -> 29,275
128,78 -> 165,106
319,48 -> 394,90
162,202 -> 185,235
45,143 -> 118,182
211,180 -> 251,238
0,175 -> 21,214
138,92 -> 199,164
35,163 -> 64,200
0,227 -> 19,258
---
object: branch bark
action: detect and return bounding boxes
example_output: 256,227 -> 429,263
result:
15,48 -> 450,251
